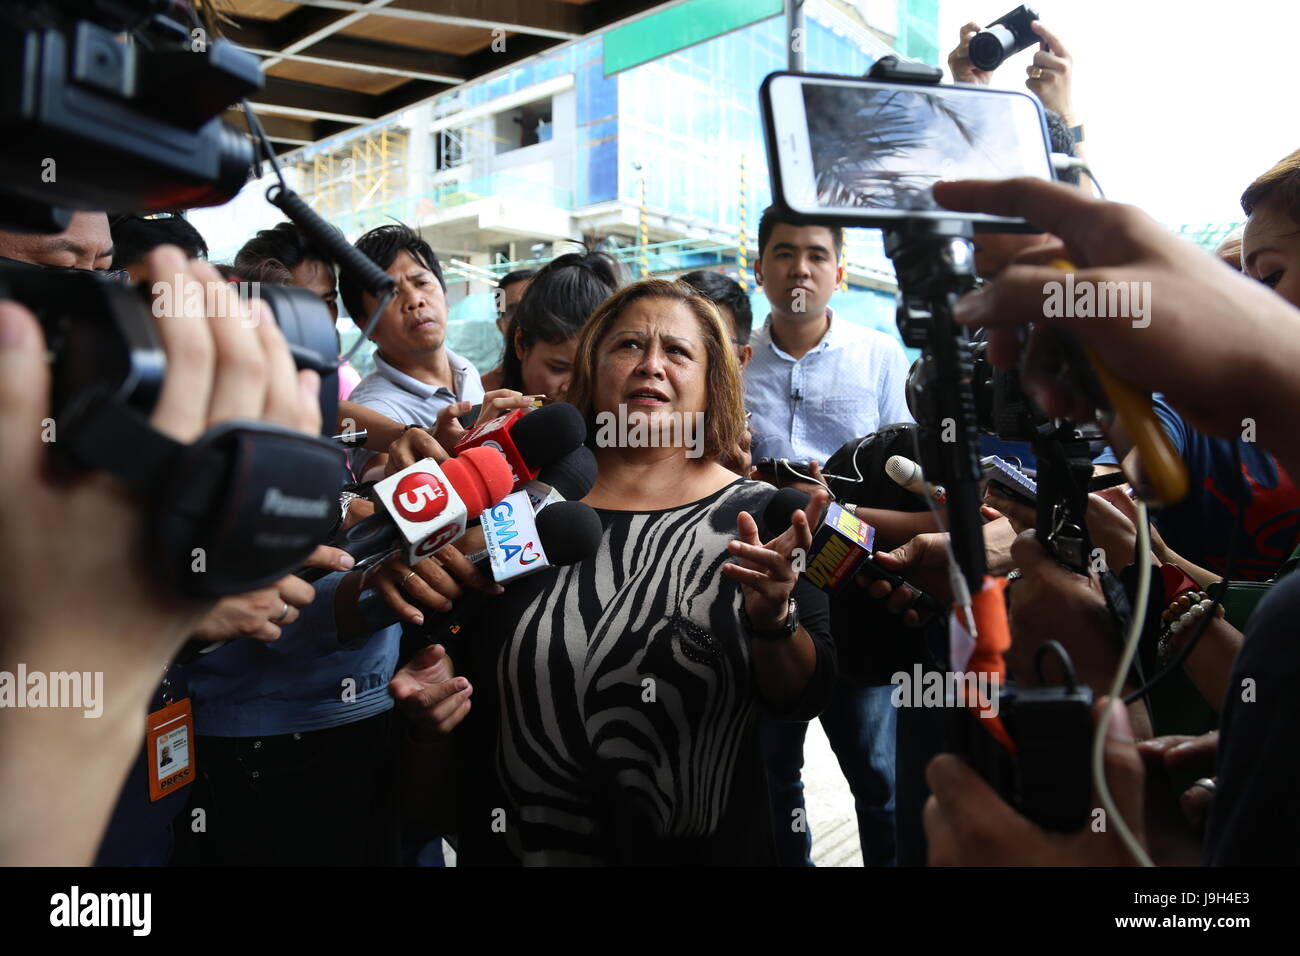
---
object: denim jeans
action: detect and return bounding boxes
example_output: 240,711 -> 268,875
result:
761,679 -> 897,866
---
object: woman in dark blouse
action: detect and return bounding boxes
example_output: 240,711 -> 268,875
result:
420,279 -> 837,864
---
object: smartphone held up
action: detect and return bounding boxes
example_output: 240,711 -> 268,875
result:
761,70 -> 1055,231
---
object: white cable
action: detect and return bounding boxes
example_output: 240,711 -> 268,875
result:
778,457 -> 831,492
902,391 -> 974,634
1092,501 -> 1155,867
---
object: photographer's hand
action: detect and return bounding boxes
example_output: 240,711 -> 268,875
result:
0,245 -> 322,865
935,178 -> 1300,480
948,22 -> 994,85
1025,21 -> 1078,126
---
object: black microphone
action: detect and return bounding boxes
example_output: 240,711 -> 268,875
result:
352,499 -> 604,634
526,444 -> 597,511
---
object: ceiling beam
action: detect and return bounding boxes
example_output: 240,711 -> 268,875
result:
223,109 -> 318,145
257,0 -> 584,40
243,47 -> 460,84
249,77 -> 379,120
299,35 -> 465,81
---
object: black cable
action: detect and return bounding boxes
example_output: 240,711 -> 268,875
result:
238,98 -> 397,367
1034,640 -> 1079,691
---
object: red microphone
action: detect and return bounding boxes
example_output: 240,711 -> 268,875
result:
454,403 -> 587,488
374,446 -> 514,565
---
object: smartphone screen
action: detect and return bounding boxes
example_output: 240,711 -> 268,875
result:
763,73 -> 1053,229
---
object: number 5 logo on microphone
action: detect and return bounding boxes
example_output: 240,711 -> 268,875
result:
393,472 -> 448,522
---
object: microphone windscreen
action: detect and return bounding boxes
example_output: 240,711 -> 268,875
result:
536,445 -> 597,501
535,500 -> 603,566
762,487 -> 813,537
511,402 -> 587,471
446,446 -> 515,518
885,455 -> 920,489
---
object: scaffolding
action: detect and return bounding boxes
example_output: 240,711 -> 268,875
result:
295,125 -> 410,237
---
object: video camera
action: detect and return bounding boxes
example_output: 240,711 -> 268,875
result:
0,1 -> 384,597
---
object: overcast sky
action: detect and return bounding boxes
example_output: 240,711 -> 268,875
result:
937,0 -> 1297,226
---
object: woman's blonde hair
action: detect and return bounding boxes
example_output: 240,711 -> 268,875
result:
1242,148 -> 1300,223
565,278 -> 746,462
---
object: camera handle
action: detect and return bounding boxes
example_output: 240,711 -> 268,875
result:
884,219 -> 986,593
868,58 -> 1097,832
867,56 -> 984,594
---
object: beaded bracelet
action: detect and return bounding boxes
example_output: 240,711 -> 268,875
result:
1157,591 -> 1224,663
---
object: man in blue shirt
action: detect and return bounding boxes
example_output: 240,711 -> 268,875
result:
746,205 -> 913,867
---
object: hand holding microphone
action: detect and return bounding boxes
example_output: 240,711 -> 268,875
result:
356,497 -> 604,632
453,400 -> 587,488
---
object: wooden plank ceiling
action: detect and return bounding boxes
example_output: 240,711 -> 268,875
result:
215,0 -> 668,152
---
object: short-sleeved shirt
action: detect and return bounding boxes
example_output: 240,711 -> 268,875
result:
347,348 -> 484,476
1093,395 -> 1300,580
744,309 -> 914,464
451,479 -> 836,865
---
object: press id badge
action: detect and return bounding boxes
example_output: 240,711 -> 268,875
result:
146,698 -> 196,802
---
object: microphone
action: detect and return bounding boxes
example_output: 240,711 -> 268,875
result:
372,446 -> 515,566
764,488 -> 877,593
482,493 -> 604,582
297,446 -> 514,582
885,454 -> 947,504
764,488 -> 941,613
523,444 -> 597,513
454,401 -> 587,487
351,497 -> 604,633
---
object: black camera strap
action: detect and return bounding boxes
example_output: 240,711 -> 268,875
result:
59,395 -> 345,597
59,392 -> 194,497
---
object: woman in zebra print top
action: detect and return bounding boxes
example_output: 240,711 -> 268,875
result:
442,279 -> 838,864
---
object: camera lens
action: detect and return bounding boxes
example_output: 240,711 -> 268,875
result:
969,25 -> 1016,71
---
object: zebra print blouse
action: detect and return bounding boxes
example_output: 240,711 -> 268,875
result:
452,478 -> 835,865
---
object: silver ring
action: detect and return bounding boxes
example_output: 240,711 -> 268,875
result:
272,601 -> 290,623
1190,777 -> 1216,795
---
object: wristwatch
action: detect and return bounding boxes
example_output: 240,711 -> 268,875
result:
741,597 -> 799,641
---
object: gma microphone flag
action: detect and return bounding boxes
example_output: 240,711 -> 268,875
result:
481,490 -> 551,583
